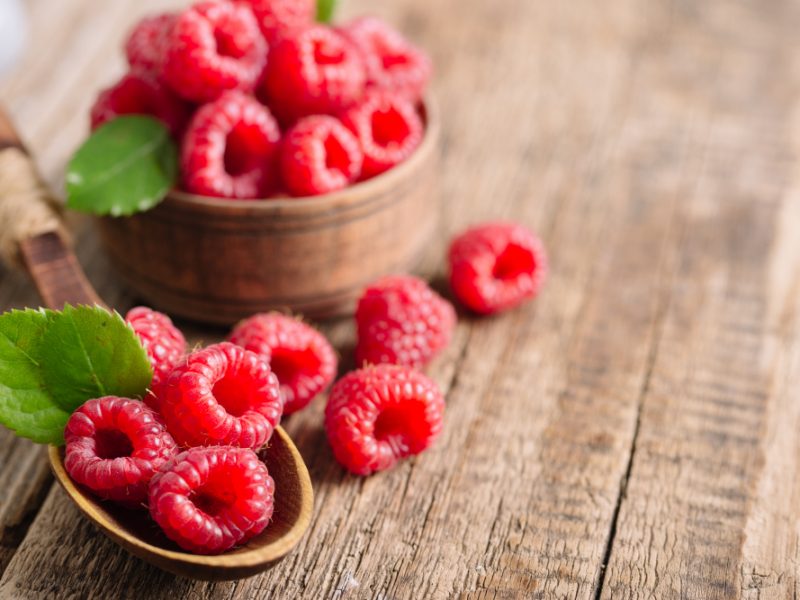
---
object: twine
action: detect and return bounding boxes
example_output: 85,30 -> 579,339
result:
0,146 -> 64,267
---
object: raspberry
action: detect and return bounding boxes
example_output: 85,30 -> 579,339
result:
159,342 -> 282,448
163,1 -> 267,103
149,446 -> 273,554
229,313 -> 337,415
356,275 -> 455,369
280,115 -> 363,196
448,222 -> 548,315
90,72 -> 190,137
125,307 -> 187,410
64,397 -> 177,507
325,365 -> 445,475
181,91 -> 280,199
340,91 -> 423,179
261,24 -> 366,123
125,13 -> 177,76
238,0 -> 314,45
341,16 -> 432,102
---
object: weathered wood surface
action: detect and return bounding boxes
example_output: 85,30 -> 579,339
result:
1,0 -> 799,598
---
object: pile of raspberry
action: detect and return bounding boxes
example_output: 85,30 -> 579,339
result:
63,222 -> 547,555
91,0 -> 432,199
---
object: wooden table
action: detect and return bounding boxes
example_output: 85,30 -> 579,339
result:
1,0 -> 799,597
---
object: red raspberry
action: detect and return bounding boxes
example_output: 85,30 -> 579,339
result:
64,397 -> 177,507
261,25 -> 366,123
325,365 -> 444,475
149,446 -> 273,554
356,275 -> 455,369
229,313 -> 337,415
238,0 -> 314,45
341,16 -> 432,102
90,72 -> 190,137
159,342 -> 282,449
280,115 -> 363,196
125,307 -> 187,410
124,13 -> 177,76
340,91 -> 423,179
181,91 -> 280,199
163,1 -> 267,103
448,222 -> 548,315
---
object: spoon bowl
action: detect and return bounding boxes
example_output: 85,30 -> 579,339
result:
48,426 -> 313,581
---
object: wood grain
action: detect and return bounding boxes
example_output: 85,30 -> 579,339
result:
0,0 -> 799,598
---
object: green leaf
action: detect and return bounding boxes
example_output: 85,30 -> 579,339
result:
66,115 -> 178,217
0,306 -> 153,445
317,0 -> 336,23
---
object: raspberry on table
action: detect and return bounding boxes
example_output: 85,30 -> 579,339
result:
261,24 -> 366,123
159,342 -> 283,449
448,222 -> 548,315
125,306 -> 187,410
356,275 -> 455,369
341,16 -> 432,102
280,115 -> 363,196
325,364 -> 445,475
64,397 -> 177,507
229,312 -> 337,415
163,1 -> 267,103
90,72 -> 190,137
124,13 -> 177,77
148,446 -> 274,554
238,0 -> 314,45
340,91 -> 423,179
181,91 -> 281,199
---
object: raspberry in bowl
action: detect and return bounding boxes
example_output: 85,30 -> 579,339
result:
87,3 -> 440,325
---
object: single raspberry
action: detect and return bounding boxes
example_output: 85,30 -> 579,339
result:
448,222 -> 548,315
64,397 -> 177,507
124,13 -> 177,76
159,342 -> 282,448
90,72 -> 190,137
149,446 -> 273,554
325,364 -> 445,475
340,91 -> 423,179
229,313 -> 337,414
280,115 -> 363,196
163,1 -> 267,103
181,91 -> 281,199
356,275 -> 455,369
261,24 -> 366,123
341,16 -> 432,102
238,0 -> 314,45
125,306 -> 187,410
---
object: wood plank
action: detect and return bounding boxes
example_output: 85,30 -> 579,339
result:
599,1 -> 800,597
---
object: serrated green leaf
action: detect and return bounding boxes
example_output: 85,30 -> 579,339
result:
0,309 -> 70,444
0,305 -> 153,445
317,0 -> 336,23
66,116 -> 178,217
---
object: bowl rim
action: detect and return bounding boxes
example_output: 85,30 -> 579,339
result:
164,95 -> 441,215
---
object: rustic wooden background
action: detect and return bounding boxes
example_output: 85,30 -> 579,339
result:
2,0 -> 800,598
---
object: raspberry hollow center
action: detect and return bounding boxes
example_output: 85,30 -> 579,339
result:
193,478 -> 237,517
94,429 -> 134,459
492,243 -> 536,280
374,401 -> 431,455
270,347 -> 321,386
214,28 -> 247,59
225,123 -> 269,176
371,107 -> 411,147
324,133 -> 351,176
313,40 -> 345,65
212,373 -> 252,417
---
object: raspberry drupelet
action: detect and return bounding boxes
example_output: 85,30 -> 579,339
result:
325,364 -> 445,475
238,0 -> 314,45
229,312 -> 337,415
124,12 -> 177,77
148,446 -> 274,554
158,342 -> 283,449
64,397 -> 177,507
355,275 -> 455,369
448,222 -> 548,315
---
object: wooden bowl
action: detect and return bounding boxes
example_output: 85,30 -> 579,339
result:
49,426 -> 314,581
96,101 -> 441,325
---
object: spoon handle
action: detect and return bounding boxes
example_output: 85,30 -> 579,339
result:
0,106 -> 104,309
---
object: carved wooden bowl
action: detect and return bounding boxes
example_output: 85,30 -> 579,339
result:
95,100 -> 440,324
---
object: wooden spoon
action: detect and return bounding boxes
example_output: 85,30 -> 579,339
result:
0,107 -> 314,580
